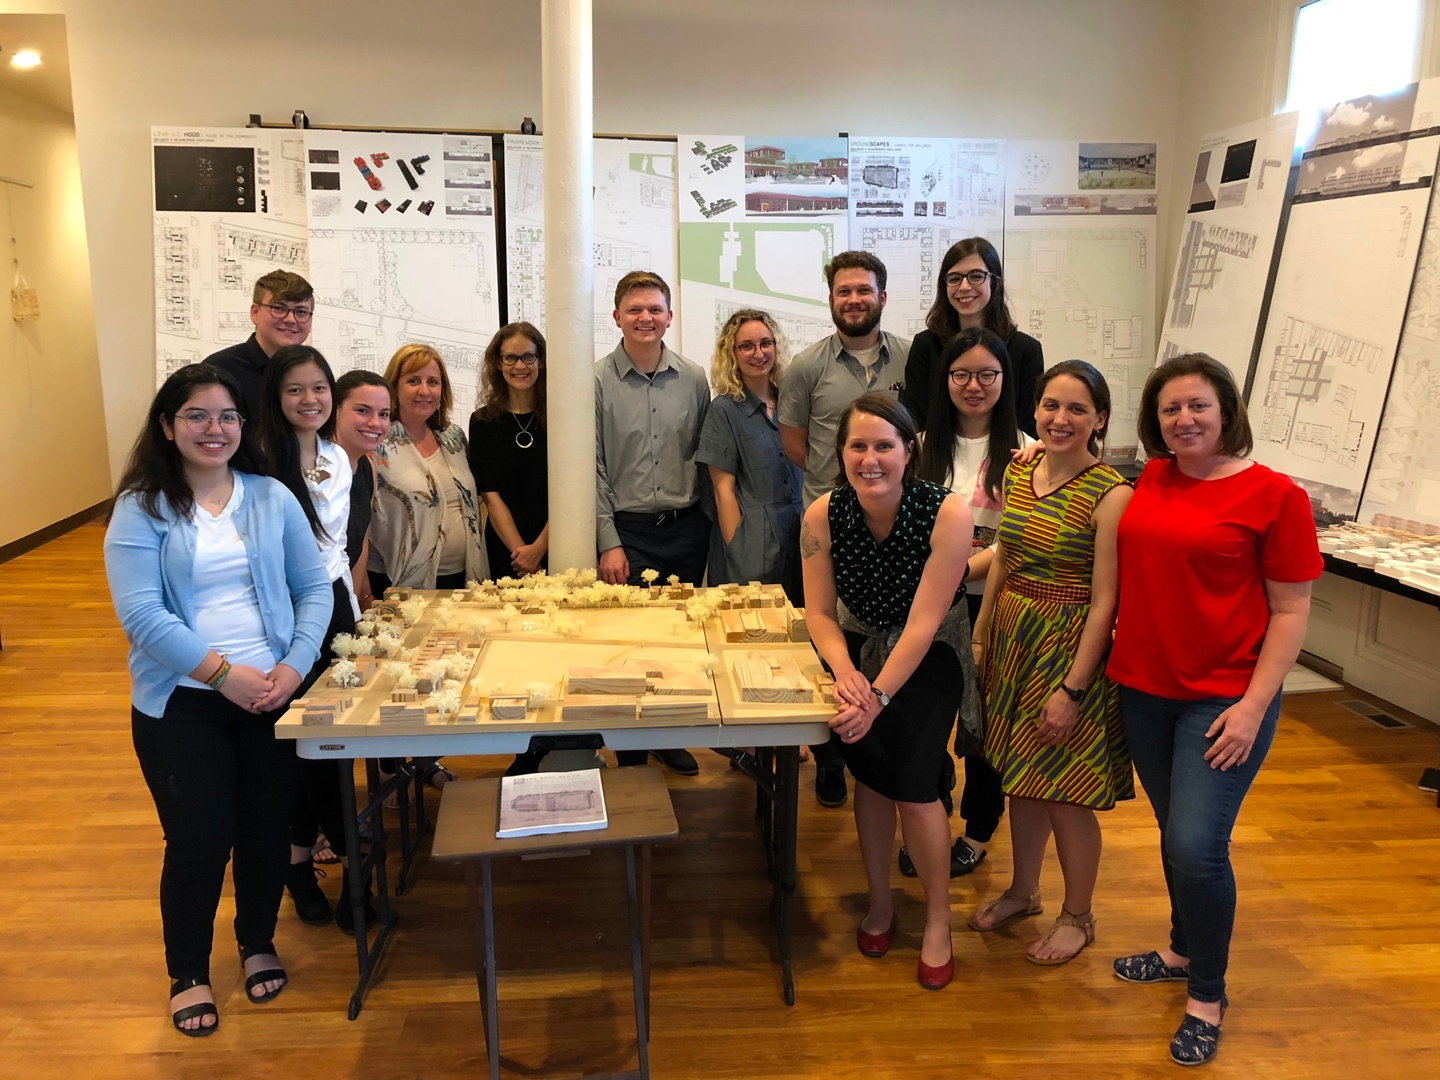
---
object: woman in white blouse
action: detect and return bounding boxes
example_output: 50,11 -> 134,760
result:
368,344 -> 489,592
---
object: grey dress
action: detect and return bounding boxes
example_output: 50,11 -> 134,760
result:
696,389 -> 802,585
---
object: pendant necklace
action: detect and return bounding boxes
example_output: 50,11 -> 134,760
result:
513,412 -> 536,450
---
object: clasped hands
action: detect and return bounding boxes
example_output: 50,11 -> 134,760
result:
829,669 -> 881,743
220,662 -> 303,715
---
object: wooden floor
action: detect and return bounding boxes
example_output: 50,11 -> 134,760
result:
3,523 -> 1439,1079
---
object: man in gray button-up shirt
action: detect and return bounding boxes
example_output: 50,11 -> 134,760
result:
595,271 -> 712,586
778,251 -> 910,509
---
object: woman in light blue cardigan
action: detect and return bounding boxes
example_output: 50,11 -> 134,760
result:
105,364 -> 331,1038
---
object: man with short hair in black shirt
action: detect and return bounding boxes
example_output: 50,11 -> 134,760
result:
204,269 -> 315,416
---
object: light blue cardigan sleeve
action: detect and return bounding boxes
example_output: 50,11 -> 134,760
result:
104,493 -> 212,679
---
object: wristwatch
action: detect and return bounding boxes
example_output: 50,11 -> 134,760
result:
1059,682 -> 1085,703
872,687 -> 891,708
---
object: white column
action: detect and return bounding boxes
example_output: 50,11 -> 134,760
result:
541,0 -> 596,572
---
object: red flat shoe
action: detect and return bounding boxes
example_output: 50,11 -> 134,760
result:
917,951 -> 955,990
856,914 -> 898,958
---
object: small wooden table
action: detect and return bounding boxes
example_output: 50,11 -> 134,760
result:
432,768 -> 679,1080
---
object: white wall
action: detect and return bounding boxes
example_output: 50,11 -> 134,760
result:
0,82 -> 108,546
0,0 -> 1189,483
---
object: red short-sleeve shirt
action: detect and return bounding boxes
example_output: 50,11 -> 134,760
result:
1106,458 -> 1323,700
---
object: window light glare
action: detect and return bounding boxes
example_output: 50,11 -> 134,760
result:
9,50 -> 42,69
1284,0 -> 1421,116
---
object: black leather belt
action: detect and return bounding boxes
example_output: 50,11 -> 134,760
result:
613,503 -> 700,527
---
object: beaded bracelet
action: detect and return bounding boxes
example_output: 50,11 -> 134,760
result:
206,656 -> 232,690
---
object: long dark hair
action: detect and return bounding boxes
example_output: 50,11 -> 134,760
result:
259,345 -> 338,540
114,364 -> 268,520
917,327 -> 1020,501
1038,359 -> 1111,457
474,322 -> 547,426
832,393 -> 920,489
923,237 -> 1016,341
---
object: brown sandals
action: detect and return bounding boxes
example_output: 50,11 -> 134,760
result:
1026,907 -> 1095,966
967,888 -> 1043,932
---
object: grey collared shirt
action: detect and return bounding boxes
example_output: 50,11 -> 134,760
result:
595,342 -> 711,553
777,330 -> 910,507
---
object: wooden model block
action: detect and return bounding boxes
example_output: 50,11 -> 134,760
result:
561,695 -> 638,722
721,608 -> 789,643
623,658 -> 673,678
815,672 -> 836,703
786,605 -> 810,642
390,688 -> 417,702
733,656 -> 814,703
640,697 -> 709,722
567,667 -> 648,695
649,670 -> 713,696
378,703 -> 427,723
489,695 -> 530,720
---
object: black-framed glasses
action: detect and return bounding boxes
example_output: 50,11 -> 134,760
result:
945,269 -> 994,288
262,301 -> 314,322
500,352 -> 540,367
948,369 -> 1001,387
735,338 -> 776,355
175,409 -> 245,431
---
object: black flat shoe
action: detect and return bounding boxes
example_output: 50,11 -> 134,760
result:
286,859 -> 331,926
899,838 -> 986,879
239,943 -> 287,1004
650,748 -> 700,776
169,977 -> 218,1038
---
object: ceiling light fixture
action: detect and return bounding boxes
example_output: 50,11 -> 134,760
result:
10,50 -> 42,69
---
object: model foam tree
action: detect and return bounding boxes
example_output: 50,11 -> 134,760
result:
641,568 -> 660,586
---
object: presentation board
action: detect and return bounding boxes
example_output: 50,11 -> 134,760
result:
847,136 -> 1005,337
151,126 -> 309,385
1251,80 -> 1440,518
1158,113 -> 1299,387
502,135 -> 678,359
677,135 -> 849,367
1003,140 -> 1159,453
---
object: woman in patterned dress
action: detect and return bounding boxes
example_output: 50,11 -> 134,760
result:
800,393 -> 977,990
968,360 -> 1134,965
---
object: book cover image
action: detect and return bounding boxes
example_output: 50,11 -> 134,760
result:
497,768 -> 608,839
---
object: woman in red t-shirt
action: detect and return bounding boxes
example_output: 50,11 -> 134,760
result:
1106,354 -> 1322,1067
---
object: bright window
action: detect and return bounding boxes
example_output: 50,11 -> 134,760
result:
1283,0 -> 1423,115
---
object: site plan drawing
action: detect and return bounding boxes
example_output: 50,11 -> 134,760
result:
1004,141 -> 1158,455
848,137 -> 1005,336
503,135 -> 678,359
304,131 -> 500,417
1159,113 -> 1299,387
1251,79 -> 1440,516
678,135 -> 848,367
152,127 -> 309,384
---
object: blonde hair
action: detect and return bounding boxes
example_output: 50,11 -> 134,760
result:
384,343 -> 453,430
710,309 -> 788,401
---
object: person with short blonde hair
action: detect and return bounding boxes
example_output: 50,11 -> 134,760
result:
367,343 -> 487,592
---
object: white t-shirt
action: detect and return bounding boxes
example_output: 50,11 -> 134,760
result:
951,431 -> 1036,593
305,436 -> 359,617
849,342 -> 883,371
425,448 -> 468,575
178,473 -> 279,688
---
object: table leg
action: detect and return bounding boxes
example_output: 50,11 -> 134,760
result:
625,844 -> 650,1080
640,842 -> 653,1022
465,859 -> 500,1080
399,758 -> 432,894
773,744 -> 799,1007
340,757 -> 398,1019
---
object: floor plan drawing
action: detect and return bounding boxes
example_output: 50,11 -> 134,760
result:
152,127 -> 309,384
504,135 -> 678,359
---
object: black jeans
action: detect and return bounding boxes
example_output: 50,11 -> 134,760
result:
132,688 -> 297,985
291,576 -> 353,856
955,591 -> 1003,841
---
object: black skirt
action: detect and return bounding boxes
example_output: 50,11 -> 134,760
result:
838,632 -> 963,803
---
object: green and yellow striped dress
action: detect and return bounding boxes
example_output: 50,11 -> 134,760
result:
983,453 -> 1134,809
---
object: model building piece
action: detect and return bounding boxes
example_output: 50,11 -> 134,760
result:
561,695 -> 638,722
353,157 -> 382,190
721,608 -> 789,643
639,698 -> 708,723
786,606 -> 810,642
649,670 -> 713,696
733,656 -> 814,703
566,667 -> 647,695
378,702 -> 427,723
489,695 -> 529,720
815,672 -> 836,703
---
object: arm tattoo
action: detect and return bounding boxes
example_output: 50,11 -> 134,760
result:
799,518 -> 821,560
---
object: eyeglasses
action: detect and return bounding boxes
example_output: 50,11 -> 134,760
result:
948,369 -> 1001,387
175,409 -> 245,431
261,301 -> 314,322
735,338 -> 776,355
500,352 -> 540,367
945,269 -> 994,288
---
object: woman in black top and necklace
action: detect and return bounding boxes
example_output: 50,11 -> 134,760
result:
900,236 -> 1043,439
468,322 -> 548,577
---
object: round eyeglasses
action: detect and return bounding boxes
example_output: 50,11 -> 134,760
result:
261,302 -> 314,322
175,409 -> 245,431
500,352 -> 540,367
735,338 -> 776,355
945,269 -> 994,288
948,369 -> 1001,387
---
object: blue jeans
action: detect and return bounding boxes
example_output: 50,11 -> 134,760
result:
1119,686 -> 1281,1003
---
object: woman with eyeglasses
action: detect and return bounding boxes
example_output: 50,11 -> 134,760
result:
893,326 -> 1034,881
899,237 -> 1044,439
468,323 -> 549,578
697,309 -> 803,598
105,364 -> 331,1037
368,343 -> 489,593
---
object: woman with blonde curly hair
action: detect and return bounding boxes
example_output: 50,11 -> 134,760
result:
698,309 -> 803,595
367,343 -> 488,593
